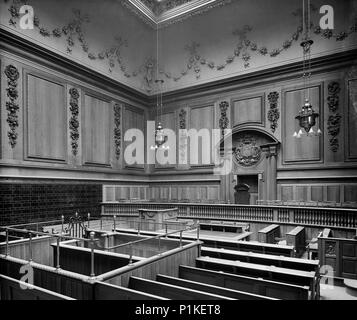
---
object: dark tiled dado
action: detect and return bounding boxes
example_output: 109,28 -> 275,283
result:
0,184 -> 102,226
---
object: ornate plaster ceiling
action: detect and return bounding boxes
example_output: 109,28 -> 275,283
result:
121,0 -> 233,27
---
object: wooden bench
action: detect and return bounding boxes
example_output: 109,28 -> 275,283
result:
201,247 -> 319,273
286,226 -> 306,257
200,222 -> 248,234
94,281 -> 168,300
258,224 -> 280,244
156,274 -> 277,300
128,276 -> 234,300
196,256 -> 318,299
203,239 -> 295,257
179,265 -> 310,300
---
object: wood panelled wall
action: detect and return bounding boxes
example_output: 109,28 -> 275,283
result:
1,33 -> 357,206
0,52 -> 148,177
103,183 -> 221,202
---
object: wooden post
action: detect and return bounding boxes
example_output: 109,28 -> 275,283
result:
90,232 -> 95,277
29,232 -> 33,262
61,215 -> 64,233
5,228 -> 9,256
56,237 -> 60,270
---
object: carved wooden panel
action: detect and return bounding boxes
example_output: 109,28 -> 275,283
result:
82,94 -> 111,166
26,73 -> 66,162
283,85 -> 322,163
232,95 -> 264,127
189,103 -> 215,166
346,79 -> 357,160
123,105 -> 145,168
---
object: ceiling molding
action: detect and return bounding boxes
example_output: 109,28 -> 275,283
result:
121,0 -> 233,28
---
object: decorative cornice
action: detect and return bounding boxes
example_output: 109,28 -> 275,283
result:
4,64 -> 20,148
0,28 -> 149,104
159,49 -> 357,104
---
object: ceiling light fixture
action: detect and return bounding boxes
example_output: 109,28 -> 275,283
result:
151,23 -> 169,150
294,0 -> 322,139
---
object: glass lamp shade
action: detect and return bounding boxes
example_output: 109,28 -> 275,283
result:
295,100 -> 319,134
155,122 -> 165,145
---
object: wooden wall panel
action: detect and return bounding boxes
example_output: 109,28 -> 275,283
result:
283,85 -> 322,163
346,79 -> 357,160
345,185 -> 357,202
232,95 -> 264,127
26,73 -> 66,161
281,186 -> 293,201
311,186 -> 324,201
123,106 -> 145,168
102,184 -> 221,202
278,183 -> 357,203
189,104 -> 215,166
82,94 -> 111,166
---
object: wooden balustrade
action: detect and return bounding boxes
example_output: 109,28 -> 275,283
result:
101,202 -> 357,229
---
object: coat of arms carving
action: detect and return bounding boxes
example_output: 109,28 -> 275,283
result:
234,135 -> 261,167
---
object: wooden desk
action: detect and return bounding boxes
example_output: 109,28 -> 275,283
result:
258,224 -> 280,244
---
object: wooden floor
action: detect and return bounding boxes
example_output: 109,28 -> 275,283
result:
321,284 -> 357,300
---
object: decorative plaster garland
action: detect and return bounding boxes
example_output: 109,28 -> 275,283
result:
4,0 -> 357,92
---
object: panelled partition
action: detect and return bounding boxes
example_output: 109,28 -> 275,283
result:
101,202 -> 357,239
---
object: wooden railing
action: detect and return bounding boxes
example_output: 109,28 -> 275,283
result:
101,202 -> 357,229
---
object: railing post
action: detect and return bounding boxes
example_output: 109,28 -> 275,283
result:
289,209 -> 295,223
197,221 -> 200,241
61,215 -> 64,233
273,209 -> 278,222
5,228 -> 9,256
90,232 -> 95,277
158,236 -> 161,255
180,231 -> 183,248
87,213 -> 90,228
129,243 -> 133,264
56,236 -> 61,270
100,218 -> 103,230
36,223 -> 39,236
165,223 -> 168,238
113,215 -> 116,231
29,232 -> 33,262
137,219 -> 141,236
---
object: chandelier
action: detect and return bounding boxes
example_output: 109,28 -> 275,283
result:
151,24 -> 169,150
293,0 -> 322,138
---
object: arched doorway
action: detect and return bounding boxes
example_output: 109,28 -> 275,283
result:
220,128 -> 280,204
